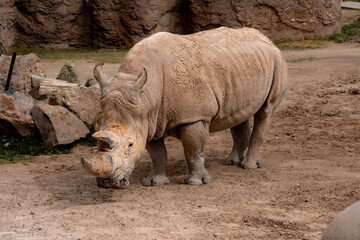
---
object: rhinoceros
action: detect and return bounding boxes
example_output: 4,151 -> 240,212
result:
81,27 -> 287,189
322,201 -> 360,240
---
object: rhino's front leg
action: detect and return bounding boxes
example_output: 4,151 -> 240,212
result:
179,121 -> 213,185
141,138 -> 170,186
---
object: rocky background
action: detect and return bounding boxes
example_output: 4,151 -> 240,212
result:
0,54 -> 101,148
0,0 -> 342,50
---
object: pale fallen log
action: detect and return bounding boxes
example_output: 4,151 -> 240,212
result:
31,75 -> 78,95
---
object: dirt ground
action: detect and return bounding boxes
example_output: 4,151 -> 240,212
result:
0,42 -> 359,240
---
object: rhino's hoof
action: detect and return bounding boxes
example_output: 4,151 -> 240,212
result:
227,153 -> 241,165
230,159 -> 239,165
184,174 -> 213,185
230,156 -> 241,165
240,159 -> 264,169
141,175 -> 170,187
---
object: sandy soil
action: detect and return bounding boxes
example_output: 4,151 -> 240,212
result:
0,43 -> 359,240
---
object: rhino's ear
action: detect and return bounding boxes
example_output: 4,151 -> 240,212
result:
92,131 -> 119,151
94,63 -> 109,89
133,68 -> 147,93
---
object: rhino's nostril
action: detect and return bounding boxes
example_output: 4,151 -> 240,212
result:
105,154 -> 113,167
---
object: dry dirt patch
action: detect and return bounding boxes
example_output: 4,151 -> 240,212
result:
0,43 -> 359,240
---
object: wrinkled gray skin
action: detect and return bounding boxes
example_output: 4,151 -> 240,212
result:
81,27 -> 287,189
322,201 -> 360,240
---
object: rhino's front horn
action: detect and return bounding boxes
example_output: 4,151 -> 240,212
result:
81,155 -> 113,178
94,63 -> 109,89
81,157 -> 93,173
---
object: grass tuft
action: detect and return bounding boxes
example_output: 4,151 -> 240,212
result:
277,45 -> 319,51
288,57 -> 319,63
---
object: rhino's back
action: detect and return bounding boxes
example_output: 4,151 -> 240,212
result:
123,27 -> 284,136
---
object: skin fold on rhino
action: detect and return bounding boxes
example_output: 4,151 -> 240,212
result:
81,27 -> 288,189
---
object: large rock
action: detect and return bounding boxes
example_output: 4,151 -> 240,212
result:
188,0 -> 342,41
0,0 -> 341,49
51,85 -> 101,128
31,102 -> 89,148
56,62 -> 79,84
0,90 -> 35,137
0,54 -> 46,93
322,201 -> 360,240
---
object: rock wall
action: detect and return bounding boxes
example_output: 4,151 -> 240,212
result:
14,0 -> 92,48
0,0 -> 341,50
189,0 -> 342,41
87,0 -> 191,48
0,0 -> 17,50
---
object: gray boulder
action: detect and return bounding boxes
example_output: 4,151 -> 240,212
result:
56,62 -> 79,84
31,102 -> 89,148
0,90 -> 35,137
322,201 -> 360,240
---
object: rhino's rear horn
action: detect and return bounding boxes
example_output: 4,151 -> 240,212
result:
93,131 -> 119,150
94,63 -> 109,89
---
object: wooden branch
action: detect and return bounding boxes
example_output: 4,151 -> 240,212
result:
31,75 -> 79,95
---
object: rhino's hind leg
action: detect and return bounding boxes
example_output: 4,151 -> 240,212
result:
241,57 -> 287,169
241,88 -> 284,169
240,108 -> 269,169
227,120 -> 251,165
180,121 -> 213,185
142,138 -> 170,186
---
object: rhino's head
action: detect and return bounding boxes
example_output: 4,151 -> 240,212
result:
81,64 -> 148,189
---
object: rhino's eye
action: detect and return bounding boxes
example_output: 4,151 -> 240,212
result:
128,143 -> 133,148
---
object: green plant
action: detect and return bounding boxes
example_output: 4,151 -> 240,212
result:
328,15 -> 360,43
277,45 -> 319,51
79,129 -> 97,147
0,134 -> 73,164
0,130 -> 97,165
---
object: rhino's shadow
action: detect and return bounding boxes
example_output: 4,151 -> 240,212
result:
32,158 -> 155,207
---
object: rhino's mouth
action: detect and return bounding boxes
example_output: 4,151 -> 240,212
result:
96,176 -> 129,189
96,167 -> 132,189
